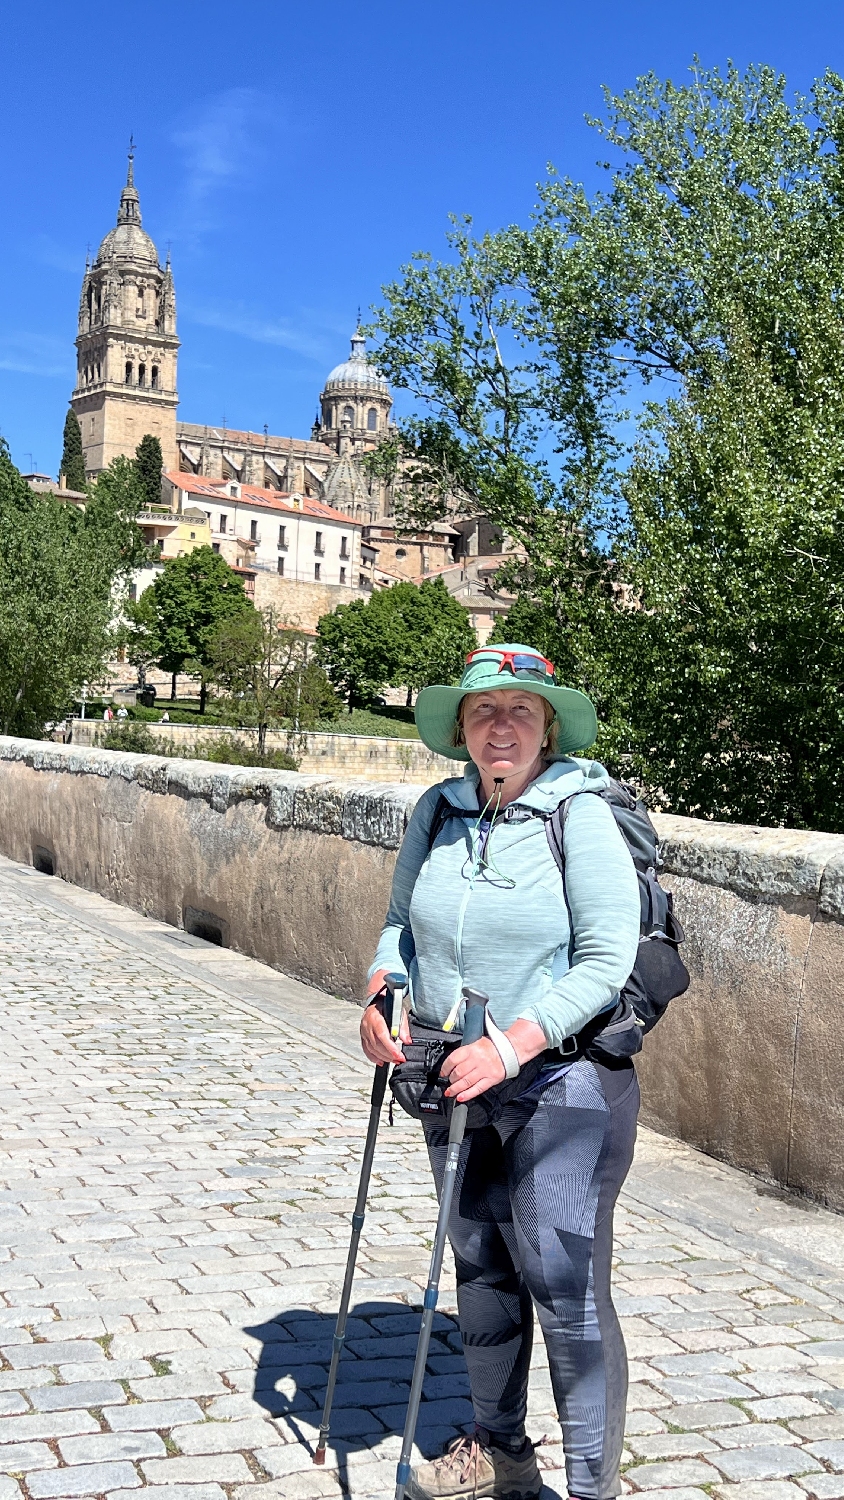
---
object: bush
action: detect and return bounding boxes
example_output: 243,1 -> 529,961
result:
97,721 -> 297,770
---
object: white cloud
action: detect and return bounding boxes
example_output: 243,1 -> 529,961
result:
171,89 -> 278,238
0,333 -> 70,378
30,235 -> 85,276
182,300 -> 343,363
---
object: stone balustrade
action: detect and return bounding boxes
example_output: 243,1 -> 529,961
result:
0,735 -> 842,1212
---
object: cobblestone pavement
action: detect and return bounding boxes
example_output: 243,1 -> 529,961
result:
2,854 -> 844,1500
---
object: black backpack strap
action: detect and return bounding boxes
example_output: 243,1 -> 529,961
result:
425,793 -> 479,855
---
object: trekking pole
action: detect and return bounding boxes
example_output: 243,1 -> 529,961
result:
394,985 -> 489,1500
313,970 -> 409,1467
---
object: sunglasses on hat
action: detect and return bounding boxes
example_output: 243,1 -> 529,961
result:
465,648 -> 556,682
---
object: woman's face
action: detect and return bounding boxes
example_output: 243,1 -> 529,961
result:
461,688 -> 549,782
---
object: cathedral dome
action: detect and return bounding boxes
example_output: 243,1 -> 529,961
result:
324,331 -> 389,393
94,157 -> 160,268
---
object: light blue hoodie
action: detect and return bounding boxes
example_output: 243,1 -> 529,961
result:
370,757 -> 641,1049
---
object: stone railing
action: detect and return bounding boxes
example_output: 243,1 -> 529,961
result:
1,735 -> 842,1213
70,718 -> 460,785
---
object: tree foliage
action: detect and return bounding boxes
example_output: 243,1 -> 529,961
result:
134,435 -> 163,510
316,577 -> 476,708
59,409 -> 87,493
209,608 -> 339,753
146,547 -> 251,708
0,445 -> 143,737
370,61 -> 844,830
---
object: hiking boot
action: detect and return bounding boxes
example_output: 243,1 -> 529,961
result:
405,1431 -> 542,1500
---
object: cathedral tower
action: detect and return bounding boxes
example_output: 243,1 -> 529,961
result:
71,152 -> 179,477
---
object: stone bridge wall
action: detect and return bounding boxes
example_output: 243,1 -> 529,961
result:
1,736 -> 843,1212
70,718 -> 460,785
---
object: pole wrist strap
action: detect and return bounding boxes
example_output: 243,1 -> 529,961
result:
485,1012 -> 520,1080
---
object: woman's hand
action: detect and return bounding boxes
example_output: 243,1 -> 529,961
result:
440,1018 -> 549,1103
440,1038 -> 505,1102
360,971 -> 412,1067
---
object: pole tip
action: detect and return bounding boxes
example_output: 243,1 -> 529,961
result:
313,1448 -> 326,1466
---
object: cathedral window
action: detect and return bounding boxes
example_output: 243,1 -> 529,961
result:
138,364 -> 146,387
343,405 -> 354,425
125,362 -> 133,384
151,365 -> 159,389
367,408 -> 377,431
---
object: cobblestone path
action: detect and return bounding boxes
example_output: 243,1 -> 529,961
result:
2,854 -> 844,1500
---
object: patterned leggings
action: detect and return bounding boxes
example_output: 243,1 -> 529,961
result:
424,1058 -> 639,1500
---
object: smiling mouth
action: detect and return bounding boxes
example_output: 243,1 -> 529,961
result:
488,742 -> 517,752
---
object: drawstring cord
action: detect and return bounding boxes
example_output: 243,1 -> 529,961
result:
443,779 -> 515,1033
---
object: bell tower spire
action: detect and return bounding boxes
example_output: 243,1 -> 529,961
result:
69,151 -> 179,476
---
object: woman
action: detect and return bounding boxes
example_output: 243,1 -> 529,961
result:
361,644 -> 641,1500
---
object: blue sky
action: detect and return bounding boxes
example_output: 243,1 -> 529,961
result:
3,0 -> 843,477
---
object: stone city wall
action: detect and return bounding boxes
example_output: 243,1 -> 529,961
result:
70,718 -> 461,784
1,735 -> 843,1212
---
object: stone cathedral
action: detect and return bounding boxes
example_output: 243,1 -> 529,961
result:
70,157 -> 395,522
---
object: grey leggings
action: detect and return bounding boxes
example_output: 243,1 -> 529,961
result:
424,1058 -> 639,1500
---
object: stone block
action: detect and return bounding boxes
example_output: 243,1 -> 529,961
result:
106,1399 -> 205,1430
789,918 -> 844,1209
789,1416 -> 844,1441
636,872 -> 810,1187
713,1485 -> 806,1500
627,1434 -> 720,1460
29,1381 -> 126,1410
141,1455 -> 253,1484
798,1477 -> 844,1498
26,1463 -> 142,1497
805,1440 -> 844,1466
625,1457 -> 723,1489
58,1430 -> 165,1463
713,1446 -> 822,1481
0,1443 -> 56,1472
663,1401 -> 749,1429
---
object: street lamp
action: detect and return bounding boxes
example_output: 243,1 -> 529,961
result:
80,682 -> 89,720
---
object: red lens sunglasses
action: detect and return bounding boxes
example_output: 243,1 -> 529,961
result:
465,648 -> 556,681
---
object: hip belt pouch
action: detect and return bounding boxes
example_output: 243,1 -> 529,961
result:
389,1014 -> 545,1130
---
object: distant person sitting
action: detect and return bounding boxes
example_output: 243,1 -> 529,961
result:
160,710 -> 170,723
116,706 -> 129,720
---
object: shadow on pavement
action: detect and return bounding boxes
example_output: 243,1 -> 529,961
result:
244,1301 -> 565,1499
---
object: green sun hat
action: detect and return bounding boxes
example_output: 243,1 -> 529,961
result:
414,643 -> 598,761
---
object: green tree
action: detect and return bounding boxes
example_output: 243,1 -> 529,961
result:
316,592 -> 402,709
0,444 -> 143,737
59,409 -> 86,493
317,579 -> 475,709
134,434 -> 163,510
384,577 -> 476,704
123,588 -> 161,692
370,61 -> 844,830
149,546 -> 251,709
209,608 -> 338,754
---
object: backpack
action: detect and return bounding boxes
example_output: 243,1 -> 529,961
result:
425,778 -> 690,1062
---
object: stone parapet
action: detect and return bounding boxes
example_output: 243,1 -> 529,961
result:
1,735 -> 843,1211
69,717 -> 462,784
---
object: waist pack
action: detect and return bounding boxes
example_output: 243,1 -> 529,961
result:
388,1013 -> 546,1130
388,997 -> 644,1129
425,777 -> 691,1064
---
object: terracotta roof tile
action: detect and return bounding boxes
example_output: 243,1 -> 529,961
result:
165,472 -> 362,527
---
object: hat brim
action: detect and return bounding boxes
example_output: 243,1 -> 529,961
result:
415,681 -> 598,761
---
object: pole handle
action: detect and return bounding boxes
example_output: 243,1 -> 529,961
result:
460,985 -> 488,1046
385,970 -> 409,1040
